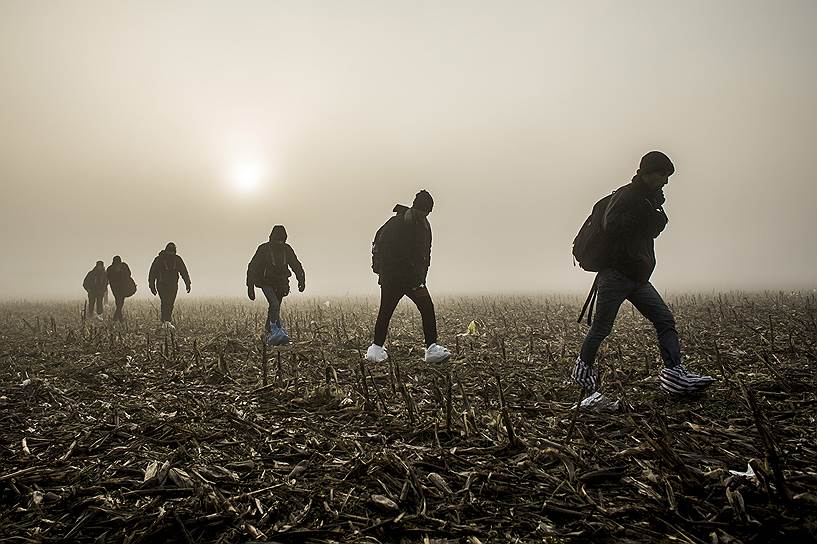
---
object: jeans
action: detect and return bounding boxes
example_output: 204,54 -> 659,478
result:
88,293 -> 104,316
112,293 -> 125,321
261,286 -> 287,332
157,282 -> 178,322
373,283 -> 437,347
579,269 -> 681,368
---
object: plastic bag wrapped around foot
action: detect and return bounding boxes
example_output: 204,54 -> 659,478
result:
264,324 -> 290,347
573,391 -> 620,412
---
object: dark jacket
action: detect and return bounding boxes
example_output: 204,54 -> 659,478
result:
372,204 -> 432,288
149,250 -> 191,290
107,262 -> 133,296
83,267 -> 108,295
603,179 -> 668,283
107,261 -> 136,297
246,242 -> 305,289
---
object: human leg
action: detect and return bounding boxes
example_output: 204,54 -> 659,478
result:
261,287 -> 282,332
578,271 -> 632,363
113,294 -> 125,321
627,282 -> 681,368
628,282 -> 714,393
373,283 -> 404,347
405,286 -> 438,348
158,282 -> 178,322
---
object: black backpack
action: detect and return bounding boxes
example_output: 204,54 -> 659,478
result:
573,192 -> 615,325
265,244 -> 288,278
572,192 -> 614,272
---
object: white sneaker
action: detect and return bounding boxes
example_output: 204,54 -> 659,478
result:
161,321 -> 176,331
575,391 -> 620,412
365,344 -> 388,363
424,343 -> 451,363
95,314 -> 104,322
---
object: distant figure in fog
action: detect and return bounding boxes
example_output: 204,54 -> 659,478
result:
107,256 -> 136,321
83,261 -> 108,322
571,151 -> 714,409
365,190 -> 450,364
148,242 -> 191,330
247,225 -> 305,346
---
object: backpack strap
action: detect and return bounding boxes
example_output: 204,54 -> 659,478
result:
577,274 -> 600,326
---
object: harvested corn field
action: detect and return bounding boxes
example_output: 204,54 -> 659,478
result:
1,293 -> 816,543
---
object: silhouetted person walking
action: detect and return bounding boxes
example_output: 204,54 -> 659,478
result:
83,261 -> 108,322
148,242 -> 191,330
366,190 -> 450,364
107,256 -> 135,321
247,225 -> 306,345
571,151 -> 714,408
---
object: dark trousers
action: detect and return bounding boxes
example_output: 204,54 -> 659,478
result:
580,268 -> 681,368
87,293 -> 104,316
157,282 -> 178,322
261,286 -> 286,332
112,293 -> 125,321
373,283 -> 437,347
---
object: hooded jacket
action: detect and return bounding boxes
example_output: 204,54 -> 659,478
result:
107,260 -> 133,294
83,265 -> 108,295
149,250 -> 191,290
602,179 -> 668,283
372,204 -> 432,287
246,226 -> 305,289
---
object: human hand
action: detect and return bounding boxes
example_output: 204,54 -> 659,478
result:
186,284 -> 191,294
247,285 -> 256,300
150,286 -> 157,296
298,281 -> 305,293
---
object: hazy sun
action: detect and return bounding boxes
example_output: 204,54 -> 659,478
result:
231,161 -> 265,194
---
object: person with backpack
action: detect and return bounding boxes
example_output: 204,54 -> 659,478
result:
365,190 -> 451,364
148,242 -> 191,330
83,260 -> 108,322
107,256 -> 136,321
246,225 -> 306,345
571,151 -> 714,407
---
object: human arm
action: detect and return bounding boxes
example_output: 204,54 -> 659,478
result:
177,257 -> 191,292
287,245 -> 305,291
246,246 -> 263,287
148,258 -> 158,295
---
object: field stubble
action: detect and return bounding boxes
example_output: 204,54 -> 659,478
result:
1,293 -> 816,543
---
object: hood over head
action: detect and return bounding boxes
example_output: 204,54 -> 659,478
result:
112,256 -> 122,265
269,225 -> 287,242
164,242 -> 177,255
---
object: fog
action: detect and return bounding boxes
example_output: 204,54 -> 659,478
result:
1,0 -> 815,299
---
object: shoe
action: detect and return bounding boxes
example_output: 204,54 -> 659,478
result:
575,391 -> 620,411
161,321 -> 176,331
571,357 -> 597,391
659,365 -> 715,394
365,344 -> 388,363
264,324 -> 290,346
95,314 -> 104,322
424,343 -> 451,363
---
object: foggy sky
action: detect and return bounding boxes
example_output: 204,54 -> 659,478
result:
1,0 -> 816,299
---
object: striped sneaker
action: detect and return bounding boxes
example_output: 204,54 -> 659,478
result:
571,357 -> 598,391
659,365 -> 715,395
